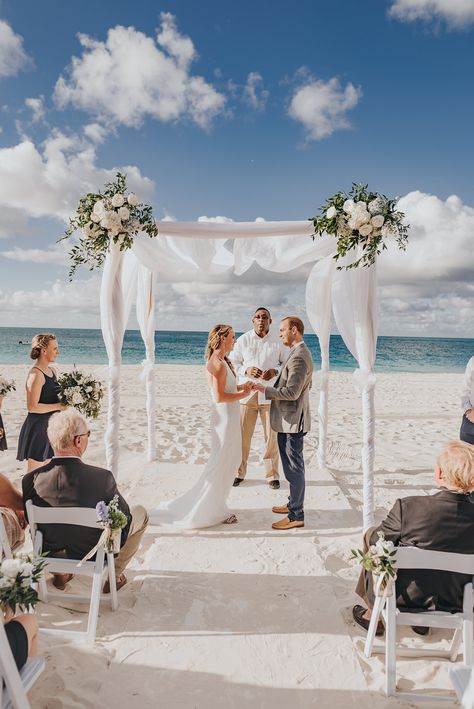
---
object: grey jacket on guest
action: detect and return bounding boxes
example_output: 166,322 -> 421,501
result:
264,341 -> 313,433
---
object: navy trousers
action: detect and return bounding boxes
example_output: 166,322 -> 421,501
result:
277,431 -> 305,522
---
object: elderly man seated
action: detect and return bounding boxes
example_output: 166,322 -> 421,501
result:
22,409 -> 148,593
353,440 -> 474,637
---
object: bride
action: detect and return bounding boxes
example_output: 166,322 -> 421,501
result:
150,324 -> 254,529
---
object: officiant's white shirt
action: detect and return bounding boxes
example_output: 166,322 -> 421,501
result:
231,329 -> 290,405
462,356 -> 474,412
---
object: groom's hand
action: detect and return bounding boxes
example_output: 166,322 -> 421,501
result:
246,366 -> 262,378
261,369 -> 277,381
253,382 -> 265,393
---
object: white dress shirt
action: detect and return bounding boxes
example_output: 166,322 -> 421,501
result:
231,329 -> 290,405
461,356 -> 474,413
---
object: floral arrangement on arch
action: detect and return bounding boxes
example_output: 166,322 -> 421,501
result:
0,375 -> 16,397
62,172 -> 158,278
310,183 -> 409,270
57,369 -> 104,419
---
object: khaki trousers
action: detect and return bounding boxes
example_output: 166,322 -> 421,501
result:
355,526 -> 377,608
115,505 -> 149,576
237,393 -> 279,481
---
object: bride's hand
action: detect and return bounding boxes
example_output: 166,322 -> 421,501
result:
241,381 -> 254,393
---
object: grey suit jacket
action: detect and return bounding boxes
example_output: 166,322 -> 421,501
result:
264,342 -> 313,433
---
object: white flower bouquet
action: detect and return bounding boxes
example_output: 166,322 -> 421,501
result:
96,495 -> 128,553
0,554 -> 47,613
57,369 -> 104,419
62,172 -> 158,278
351,531 -> 397,596
0,375 -> 16,396
311,183 -> 409,269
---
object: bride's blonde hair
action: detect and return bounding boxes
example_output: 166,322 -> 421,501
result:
205,324 -> 232,361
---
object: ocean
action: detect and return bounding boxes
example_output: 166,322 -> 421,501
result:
0,327 -> 472,372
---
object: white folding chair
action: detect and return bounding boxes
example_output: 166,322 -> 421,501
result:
364,546 -> 474,702
26,501 -> 118,644
0,620 -> 45,709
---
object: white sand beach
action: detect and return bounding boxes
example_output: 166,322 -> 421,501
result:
0,364 -> 464,708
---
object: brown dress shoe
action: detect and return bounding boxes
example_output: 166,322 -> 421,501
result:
352,605 -> 384,637
103,573 -> 127,594
272,516 -> 304,530
272,504 -> 289,514
52,573 -> 74,590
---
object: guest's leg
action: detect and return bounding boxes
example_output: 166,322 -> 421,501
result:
355,527 -> 378,609
277,432 -> 305,521
259,405 -> 279,481
14,613 -> 39,657
114,505 -> 149,576
237,394 -> 259,480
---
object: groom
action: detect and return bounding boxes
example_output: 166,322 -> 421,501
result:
254,316 -> 313,530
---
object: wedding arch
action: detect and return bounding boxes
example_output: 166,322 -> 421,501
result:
99,220 -> 378,530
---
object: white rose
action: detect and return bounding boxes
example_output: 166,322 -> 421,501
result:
93,200 -> 106,216
118,206 -> 130,221
111,193 -> 125,208
359,223 -> 373,237
19,561 -> 33,577
1,558 -> 22,578
127,193 -> 139,207
343,199 -> 355,214
90,212 -> 100,223
371,214 -> 384,228
72,392 -> 83,405
326,206 -> 337,219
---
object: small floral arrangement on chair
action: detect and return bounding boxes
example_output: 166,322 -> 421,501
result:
0,554 -> 47,613
57,369 -> 104,419
61,172 -> 158,278
96,495 -> 128,553
310,182 -> 409,270
0,375 -> 16,397
351,532 -> 397,596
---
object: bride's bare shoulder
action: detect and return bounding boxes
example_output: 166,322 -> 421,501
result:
206,354 -> 225,377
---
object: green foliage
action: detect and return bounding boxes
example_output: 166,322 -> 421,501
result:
0,553 -> 48,614
60,172 -> 158,279
310,182 -> 409,270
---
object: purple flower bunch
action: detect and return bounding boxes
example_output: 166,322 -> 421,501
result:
96,500 -> 109,523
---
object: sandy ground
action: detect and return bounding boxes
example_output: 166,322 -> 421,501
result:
0,364 -> 465,708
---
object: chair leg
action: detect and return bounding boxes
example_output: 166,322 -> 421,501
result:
385,595 -> 397,696
463,618 -> 473,666
364,595 -> 385,658
86,570 -> 103,643
449,628 -> 463,662
107,552 -> 118,612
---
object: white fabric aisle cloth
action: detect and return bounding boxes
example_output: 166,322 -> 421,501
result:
149,362 -> 241,529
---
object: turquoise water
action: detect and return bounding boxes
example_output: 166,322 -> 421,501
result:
0,327 -> 472,372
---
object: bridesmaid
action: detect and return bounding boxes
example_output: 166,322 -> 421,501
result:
17,333 -> 67,472
461,355 -> 474,444
0,395 -> 6,452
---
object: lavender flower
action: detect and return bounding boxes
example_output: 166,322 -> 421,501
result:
96,500 -> 109,522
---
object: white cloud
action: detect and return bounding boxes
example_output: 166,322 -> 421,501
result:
243,72 -> 269,111
288,75 -> 362,141
83,122 -> 110,144
0,246 -> 68,264
0,20 -> 32,78
389,0 -> 474,28
0,207 -> 29,238
0,129 -> 153,223
54,13 -> 226,130
25,96 -> 45,123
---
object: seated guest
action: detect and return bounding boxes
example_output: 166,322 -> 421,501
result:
353,441 -> 474,636
22,409 -> 148,593
2,607 -> 38,671
0,473 -> 26,551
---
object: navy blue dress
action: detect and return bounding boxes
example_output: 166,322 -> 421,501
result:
0,412 -> 6,451
17,367 -> 60,462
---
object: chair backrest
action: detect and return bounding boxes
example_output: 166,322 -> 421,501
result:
396,546 -> 474,575
26,501 -> 99,529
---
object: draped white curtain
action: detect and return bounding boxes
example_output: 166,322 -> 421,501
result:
100,220 -> 377,529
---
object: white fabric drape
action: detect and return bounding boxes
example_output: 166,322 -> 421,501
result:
100,220 -> 379,526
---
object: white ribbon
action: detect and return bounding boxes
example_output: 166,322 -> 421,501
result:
76,529 -> 108,567
353,368 -> 377,394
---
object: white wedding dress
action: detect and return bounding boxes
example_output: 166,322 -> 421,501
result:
150,362 -> 241,529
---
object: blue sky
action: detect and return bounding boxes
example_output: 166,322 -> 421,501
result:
0,0 -> 473,335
